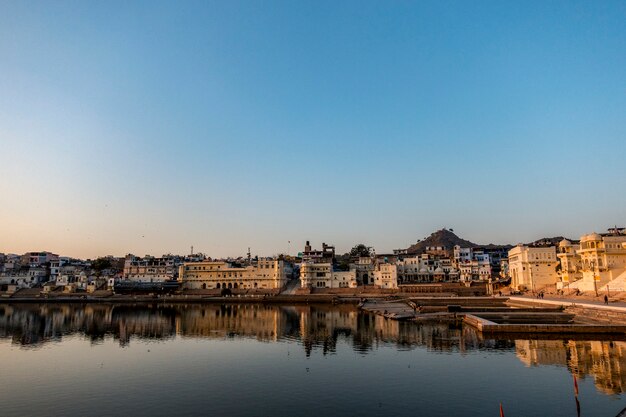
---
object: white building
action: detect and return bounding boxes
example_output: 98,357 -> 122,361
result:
508,245 -> 558,291
453,246 -> 492,281
453,246 -> 473,264
124,255 -> 179,282
299,263 -> 357,289
373,262 -> 398,289
397,254 -> 459,283
572,230 -> 626,292
0,267 -> 47,288
556,239 -> 582,288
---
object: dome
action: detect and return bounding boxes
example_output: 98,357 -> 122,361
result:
582,232 -> 602,241
559,239 -> 572,247
434,267 -> 444,274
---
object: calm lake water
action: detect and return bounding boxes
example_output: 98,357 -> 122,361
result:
0,303 -> 624,417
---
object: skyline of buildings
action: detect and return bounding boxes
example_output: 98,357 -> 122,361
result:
3,226 -> 625,295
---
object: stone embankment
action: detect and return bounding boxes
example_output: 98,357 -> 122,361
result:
359,296 -> 626,335
0,289 -> 340,304
359,297 -> 511,321
508,296 -> 626,325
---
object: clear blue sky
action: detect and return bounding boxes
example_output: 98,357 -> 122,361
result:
1,0 -> 625,258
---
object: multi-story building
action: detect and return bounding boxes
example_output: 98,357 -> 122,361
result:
21,252 -> 58,267
349,256 -> 374,285
372,262 -> 398,289
573,229 -> 626,292
301,241 -> 335,263
424,246 -> 451,257
0,266 -> 48,288
181,258 -> 289,290
123,255 -> 180,282
556,239 -> 582,288
453,246 -> 473,264
508,245 -> 558,291
481,246 -> 511,276
1,255 -> 20,274
397,254 -> 459,283
453,246 -> 495,281
298,241 -> 356,289
49,257 -> 71,282
458,253 -> 491,281
397,255 -> 423,283
299,262 -> 357,289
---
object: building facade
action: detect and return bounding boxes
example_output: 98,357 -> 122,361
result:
349,257 -> 374,285
508,245 -> 558,291
373,262 -> 398,289
123,255 -> 179,282
556,239 -> 582,288
299,262 -> 357,289
397,254 -> 459,283
181,259 -> 289,290
574,230 -> 626,292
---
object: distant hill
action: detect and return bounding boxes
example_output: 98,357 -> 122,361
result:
406,229 -> 478,254
527,236 -> 570,247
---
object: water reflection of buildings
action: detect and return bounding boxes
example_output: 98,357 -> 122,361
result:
516,339 -> 626,395
176,304 -> 299,342
0,303 -> 509,355
0,304 -> 176,347
0,303 -> 624,395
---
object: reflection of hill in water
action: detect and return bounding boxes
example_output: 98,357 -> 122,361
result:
516,339 -> 626,395
0,303 -> 624,394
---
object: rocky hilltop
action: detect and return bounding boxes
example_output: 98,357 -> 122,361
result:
406,229 -> 477,254
405,228 -> 514,254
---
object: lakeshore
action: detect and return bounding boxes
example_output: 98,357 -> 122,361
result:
4,289 -> 626,338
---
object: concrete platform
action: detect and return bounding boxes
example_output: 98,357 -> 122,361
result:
509,296 -> 626,325
464,313 -> 626,334
508,296 -> 626,312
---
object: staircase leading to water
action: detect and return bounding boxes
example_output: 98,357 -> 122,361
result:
599,270 -> 626,292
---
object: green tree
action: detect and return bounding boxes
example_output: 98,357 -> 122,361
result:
92,257 -> 112,272
349,244 -> 372,258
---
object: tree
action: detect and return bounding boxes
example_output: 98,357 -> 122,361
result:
349,244 -> 372,258
92,257 -> 112,272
